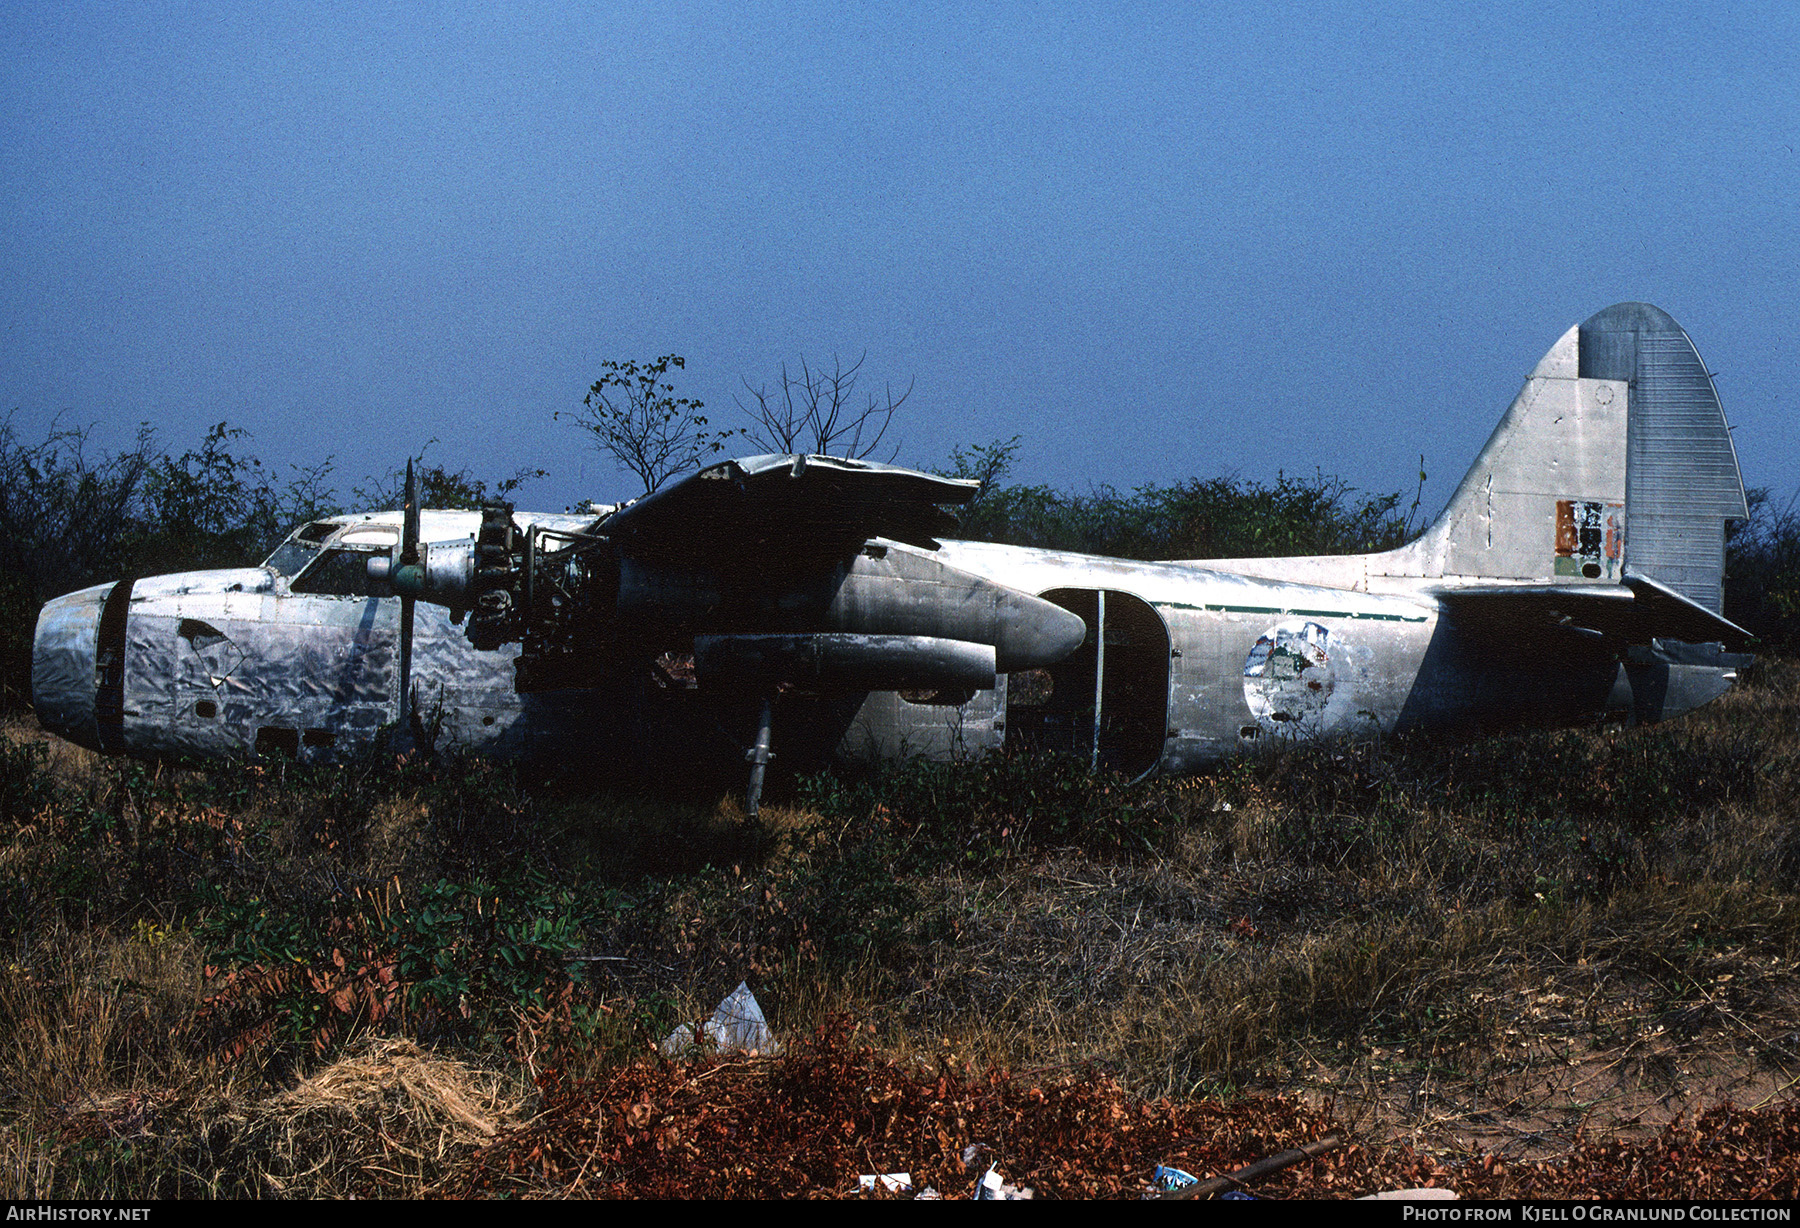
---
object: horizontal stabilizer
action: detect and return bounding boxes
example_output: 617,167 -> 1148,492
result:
1621,570 -> 1755,648
1432,574 -> 1753,649
603,454 -> 979,559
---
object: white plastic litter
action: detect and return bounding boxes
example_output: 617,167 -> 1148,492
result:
660,981 -> 780,1056
857,1172 -> 913,1194
973,1166 -> 1034,1200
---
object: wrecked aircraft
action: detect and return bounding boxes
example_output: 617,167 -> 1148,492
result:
33,304 -> 1753,810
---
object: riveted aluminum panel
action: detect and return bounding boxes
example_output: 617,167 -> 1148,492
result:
839,681 -> 1004,765
1580,303 -> 1748,613
31,583 -> 110,749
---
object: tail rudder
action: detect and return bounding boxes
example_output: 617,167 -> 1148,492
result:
1386,303 -> 1746,614
1585,303 -> 1748,614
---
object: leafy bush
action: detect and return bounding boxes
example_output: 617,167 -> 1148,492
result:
1728,486 -> 1800,655
0,736 -> 64,828
943,436 -> 1420,559
196,871 -> 614,1059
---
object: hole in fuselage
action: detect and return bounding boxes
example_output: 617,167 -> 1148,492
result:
302,728 -> 335,749
255,726 -> 299,758
1005,589 -> 1169,779
194,700 -> 217,719
899,687 -> 977,706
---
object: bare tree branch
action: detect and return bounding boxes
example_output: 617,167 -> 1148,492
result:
735,353 -> 910,461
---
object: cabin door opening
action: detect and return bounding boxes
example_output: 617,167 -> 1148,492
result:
1005,588 -> 1169,780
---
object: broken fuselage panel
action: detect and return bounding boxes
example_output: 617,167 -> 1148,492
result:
36,511 -> 577,765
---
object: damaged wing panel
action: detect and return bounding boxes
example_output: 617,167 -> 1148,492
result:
604,453 -> 979,558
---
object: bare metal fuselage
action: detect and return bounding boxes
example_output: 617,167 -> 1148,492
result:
31,526 -> 1730,784
31,303 -> 1752,781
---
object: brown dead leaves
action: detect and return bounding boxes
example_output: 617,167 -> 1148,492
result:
437,1018 -> 1800,1199
443,1018 -> 1446,1199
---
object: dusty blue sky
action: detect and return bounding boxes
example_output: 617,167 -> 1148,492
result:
4,2 -> 1795,517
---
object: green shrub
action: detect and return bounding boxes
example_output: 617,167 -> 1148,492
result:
943,436 -> 1421,560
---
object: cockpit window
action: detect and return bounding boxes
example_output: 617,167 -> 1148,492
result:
265,522 -> 398,581
291,547 -> 389,597
263,539 -> 321,578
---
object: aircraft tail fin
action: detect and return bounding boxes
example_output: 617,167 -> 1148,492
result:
1386,303 -> 1748,614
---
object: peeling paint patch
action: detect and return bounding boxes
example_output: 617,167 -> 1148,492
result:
1554,500 -> 1624,579
1243,619 -> 1334,730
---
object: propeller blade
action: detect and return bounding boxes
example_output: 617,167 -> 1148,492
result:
396,459 -> 420,748
401,458 -> 421,565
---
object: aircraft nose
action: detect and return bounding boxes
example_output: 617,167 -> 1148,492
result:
992,590 -> 1088,672
31,584 -> 107,751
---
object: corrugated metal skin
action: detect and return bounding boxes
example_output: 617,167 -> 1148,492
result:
1579,304 -> 1747,614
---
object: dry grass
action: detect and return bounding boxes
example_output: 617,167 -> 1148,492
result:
245,1036 -> 529,1196
862,664 -> 1800,1165
0,714 -> 105,786
0,920 -> 217,1197
0,921 -> 210,1111
1,666 -> 1796,1195
1,1035 -> 530,1198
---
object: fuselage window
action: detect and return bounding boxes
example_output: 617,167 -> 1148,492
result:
263,540 -> 321,578
291,548 -> 386,597
337,526 -> 398,548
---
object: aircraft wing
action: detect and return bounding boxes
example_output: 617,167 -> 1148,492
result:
600,454 -> 980,562
1430,571 -> 1753,650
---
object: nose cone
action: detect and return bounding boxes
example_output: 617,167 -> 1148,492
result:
32,583 -> 108,750
992,589 -> 1088,672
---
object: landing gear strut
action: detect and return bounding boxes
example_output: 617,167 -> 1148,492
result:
744,695 -> 774,819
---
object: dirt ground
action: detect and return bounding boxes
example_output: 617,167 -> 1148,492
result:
1280,967 -> 1800,1164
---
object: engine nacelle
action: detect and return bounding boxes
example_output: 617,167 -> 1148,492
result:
694,633 -> 997,692
369,540 -> 478,609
